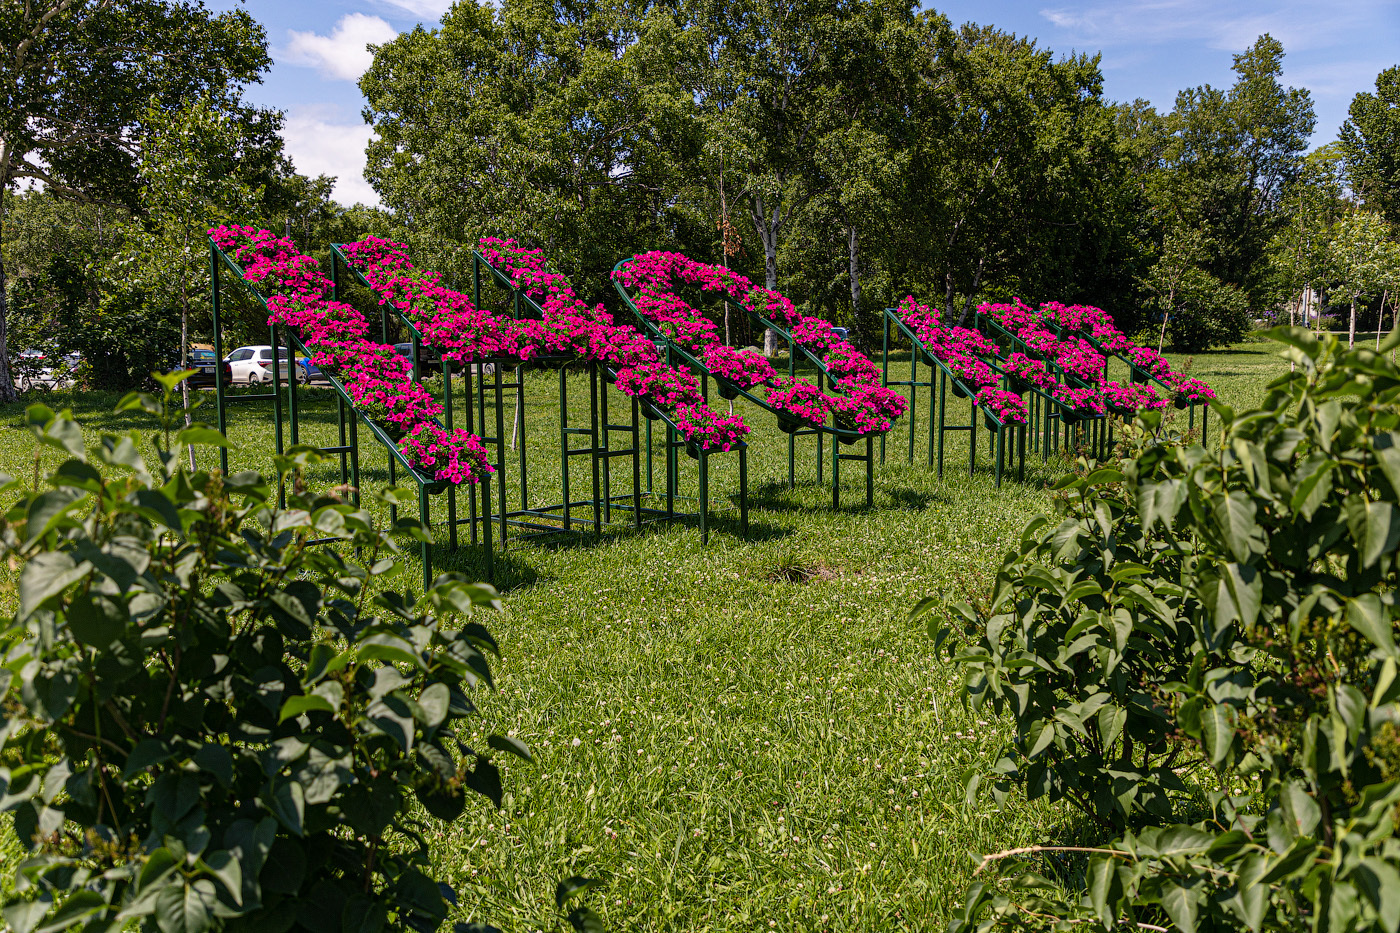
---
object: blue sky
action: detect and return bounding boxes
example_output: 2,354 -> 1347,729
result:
208,0 -> 1400,207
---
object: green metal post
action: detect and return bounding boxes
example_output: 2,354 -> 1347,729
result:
444,360 -> 457,551
210,243 -> 229,476
937,370 -> 947,478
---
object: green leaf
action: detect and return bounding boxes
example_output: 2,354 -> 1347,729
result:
24,488 -> 89,545
555,877 -> 603,910
263,779 -> 305,836
1363,501 -> 1400,568
176,427 -> 230,448
1159,881 -> 1199,933
123,739 -> 173,778
4,899 -> 52,933
200,850 -> 243,906
1214,492 -> 1257,563
566,906 -> 605,933
1347,594 -> 1397,656
1086,856 -> 1118,927
1097,705 -> 1126,753
1359,856 -> 1400,933
1259,838 -> 1317,885
278,694 -> 336,724
19,552 -> 91,619
487,734 -> 532,762
416,683 -> 450,730
67,592 -> 128,648
1201,704 -> 1234,769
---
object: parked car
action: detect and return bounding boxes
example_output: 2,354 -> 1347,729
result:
393,342 -> 488,376
186,345 -> 231,388
223,345 -> 301,384
296,357 -> 327,384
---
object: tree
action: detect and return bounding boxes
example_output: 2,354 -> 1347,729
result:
1328,209 -> 1395,347
1150,34 -> 1315,322
0,0 -> 273,402
1340,65 -> 1400,224
1268,144 -> 1345,337
107,96 -> 261,452
362,0 -> 704,307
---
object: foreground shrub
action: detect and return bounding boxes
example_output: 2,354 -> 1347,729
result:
0,375 -> 533,933
932,328 -> 1400,931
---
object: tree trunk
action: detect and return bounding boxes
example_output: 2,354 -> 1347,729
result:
956,256 -> 986,326
751,192 -> 781,357
1377,289 -> 1389,350
0,142 -> 18,404
1350,293 -> 1358,349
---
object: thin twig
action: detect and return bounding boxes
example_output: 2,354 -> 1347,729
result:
974,844 -> 1134,874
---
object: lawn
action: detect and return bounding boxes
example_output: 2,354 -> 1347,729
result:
0,338 -> 1288,931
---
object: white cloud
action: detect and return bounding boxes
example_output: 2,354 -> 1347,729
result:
376,0 -> 456,19
1036,0 -> 1391,54
283,13 -> 399,82
281,108 -> 380,207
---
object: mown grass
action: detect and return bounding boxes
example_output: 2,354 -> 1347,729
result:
0,340 -> 1286,931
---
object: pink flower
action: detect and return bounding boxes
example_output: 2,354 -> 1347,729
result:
617,252 -> 903,435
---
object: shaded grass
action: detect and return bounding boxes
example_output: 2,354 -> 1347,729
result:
0,341 -> 1287,930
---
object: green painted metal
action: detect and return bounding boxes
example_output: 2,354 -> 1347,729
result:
612,260 -> 879,508
974,311 -> 1111,459
1041,319 -> 1211,448
879,308 -> 1053,487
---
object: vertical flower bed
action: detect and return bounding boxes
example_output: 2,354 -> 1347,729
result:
614,252 -> 906,435
898,297 -> 1030,424
209,226 -> 492,485
341,237 -> 748,451
1041,302 -> 1217,406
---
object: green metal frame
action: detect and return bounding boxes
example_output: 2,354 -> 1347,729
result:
330,246 -> 747,547
209,238 -> 492,590
611,261 -> 879,509
1041,322 -> 1211,447
973,312 -> 1116,460
878,307 -> 1036,487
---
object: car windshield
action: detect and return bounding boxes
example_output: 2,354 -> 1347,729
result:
190,349 -> 216,362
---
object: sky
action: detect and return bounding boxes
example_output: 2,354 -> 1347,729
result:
206,0 -> 1400,208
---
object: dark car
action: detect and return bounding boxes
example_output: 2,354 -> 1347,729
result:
393,342 -> 491,376
186,346 -> 231,388
297,357 -> 326,384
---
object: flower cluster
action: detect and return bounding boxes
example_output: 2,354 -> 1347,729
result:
614,252 -> 905,434
1102,381 -> 1166,414
702,344 -> 776,387
898,297 -> 1028,425
342,237 -> 748,451
974,388 -> 1030,425
765,377 -> 833,428
1041,302 -> 1132,351
1045,304 -> 1217,403
208,226 -> 492,485
1002,353 -> 1057,392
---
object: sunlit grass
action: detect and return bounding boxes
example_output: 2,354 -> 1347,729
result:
0,340 -> 1286,930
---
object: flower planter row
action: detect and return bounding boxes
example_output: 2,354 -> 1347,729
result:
209,226 -> 492,486
613,251 -> 906,437
340,237 -> 749,452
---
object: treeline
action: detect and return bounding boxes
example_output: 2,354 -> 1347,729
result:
3,0 -> 1398,397
359,0 -> 1393,354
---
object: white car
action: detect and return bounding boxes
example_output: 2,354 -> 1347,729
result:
223,345 -> 302,384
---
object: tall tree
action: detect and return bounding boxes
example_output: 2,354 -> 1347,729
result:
0,0 -> 272,401
109,96 -> 261,438
363,0 -> 703,306
1340,65 -> 1400,225
1155,34 -> 1314,314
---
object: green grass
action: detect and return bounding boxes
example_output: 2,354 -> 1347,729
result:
0,341 -> 1287,931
